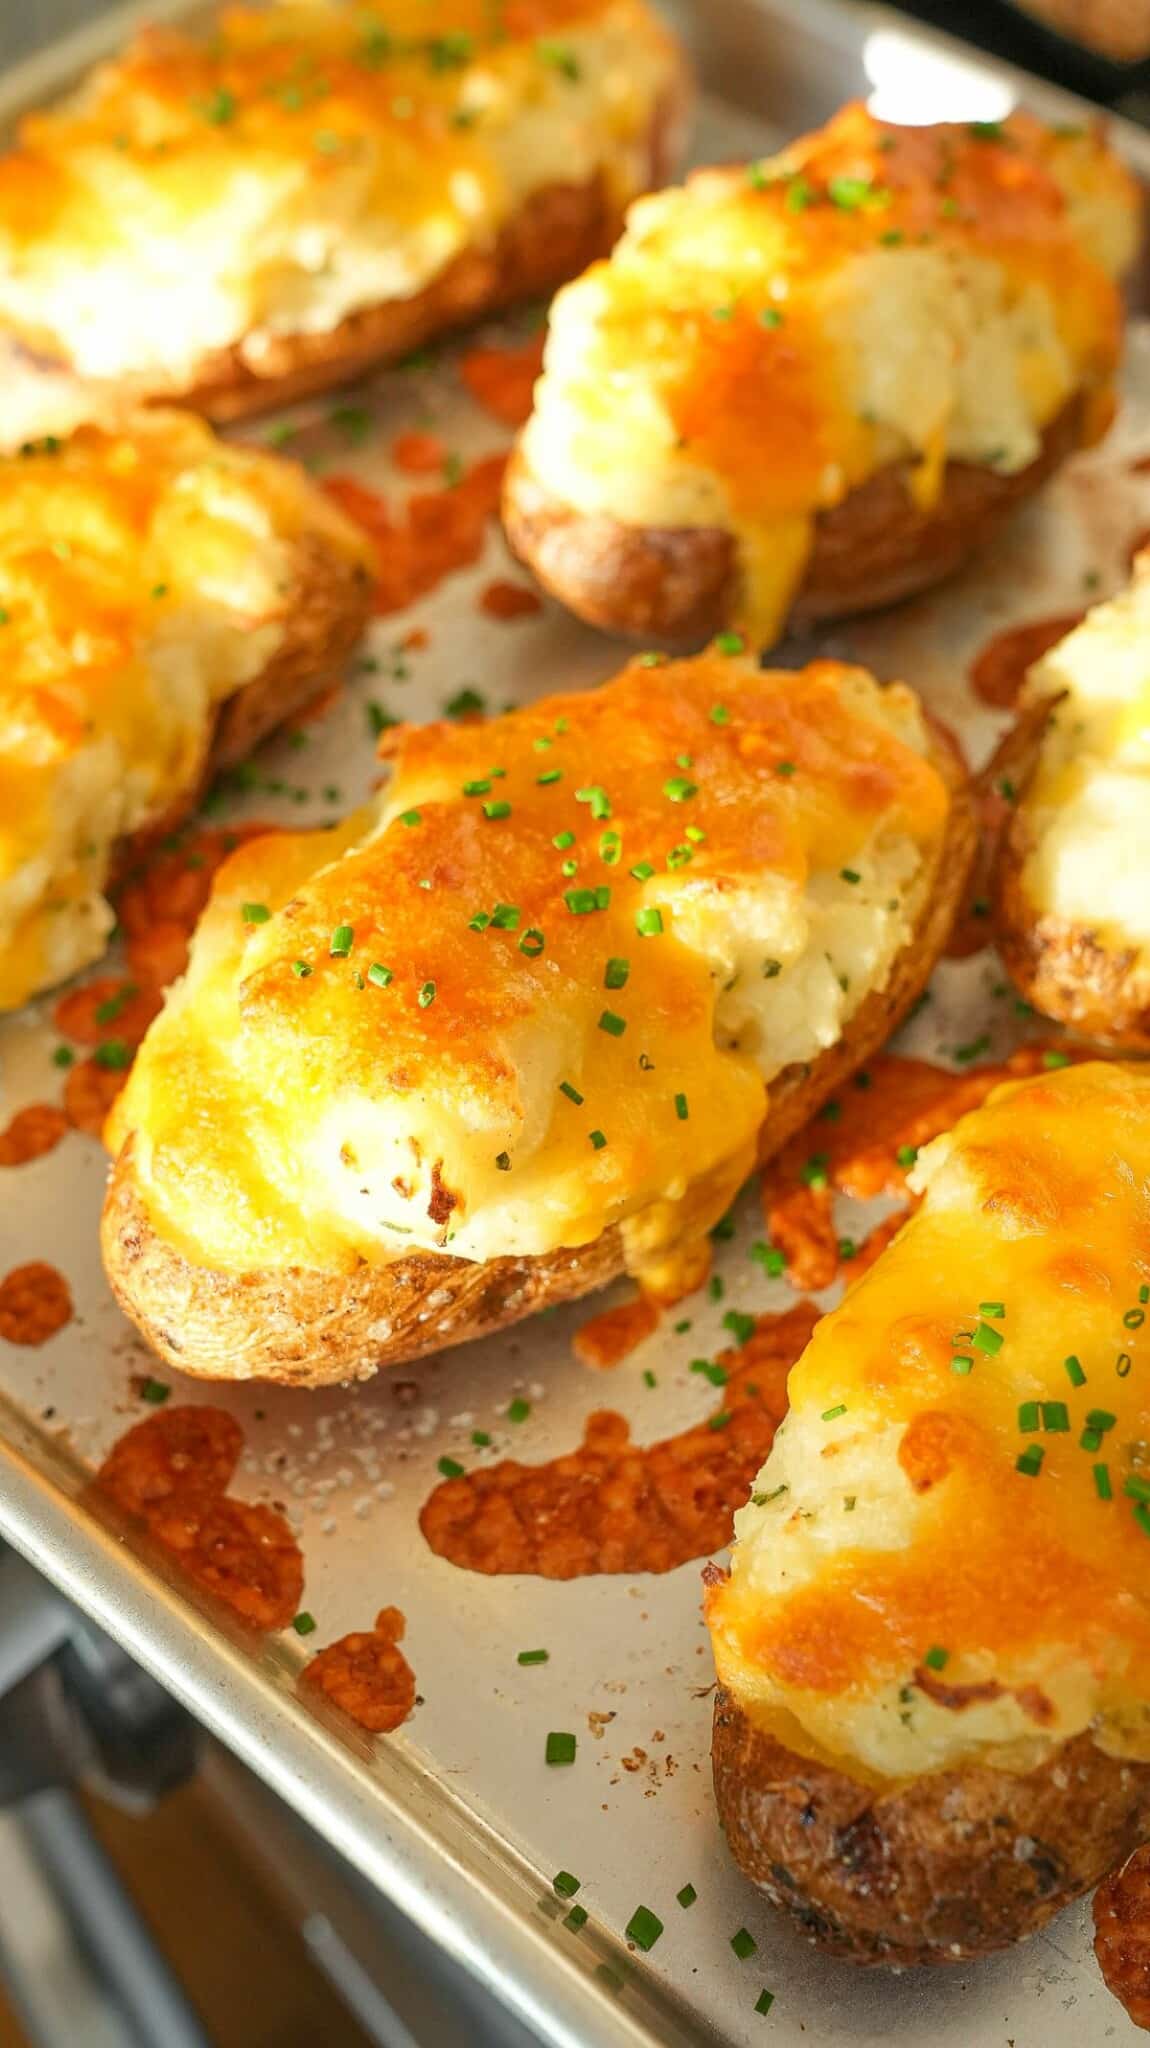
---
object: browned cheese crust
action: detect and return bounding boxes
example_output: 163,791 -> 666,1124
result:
712,1686 -> 1150,1966
173,89 -> 687,425
99,726 -> 974,1386
992,700 -> 1150,1050
502,397 -> 1085,646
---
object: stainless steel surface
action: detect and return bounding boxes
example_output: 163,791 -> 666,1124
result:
1,5 -> 1149,2046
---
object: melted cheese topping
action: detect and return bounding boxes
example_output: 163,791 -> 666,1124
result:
709,1061 -> 1150,1782
1019,554 -> 1150,955
522,104 -> 1139,648
0,0 -> 682,392
0,410 -> 371,1011
108,652 -> 950,1277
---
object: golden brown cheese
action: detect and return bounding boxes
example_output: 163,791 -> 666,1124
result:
708,1061 -> 1150,1782
0,410 -> 371,1011
107,651 -> 949,1278
521,103 -> 1139,645
0,0 -> 682,400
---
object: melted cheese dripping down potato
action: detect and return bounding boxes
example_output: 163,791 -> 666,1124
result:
1018,555 -> 1150,956
0,0 -> 683,399
0,411 -> 371,1011
520,103 -> 1139,646
107,651 -> 950,1281
709,1061 -> 1150,1782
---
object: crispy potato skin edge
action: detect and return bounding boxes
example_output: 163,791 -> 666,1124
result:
992,704 -> 1150,1049
502,397 -> 1086,646
711,1686 -> 1150,1966
149,85 -> 690,424
100,727 -> 974,1385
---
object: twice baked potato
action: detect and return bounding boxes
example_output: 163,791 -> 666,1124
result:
995,555 -> 1150,1046
505,103 -> 1140,649
0,0 -> 688,432
707,1059 -> 1150,1965
102,646 -> 974,1385
0,410 -> 374,1012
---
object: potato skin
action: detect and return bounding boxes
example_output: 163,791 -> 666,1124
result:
712,1686 -> 1150,1966
100,726 -> 974,1385
502,396 -> 1085,646
171,88 -> 689,425
993,707 -> 1150,1049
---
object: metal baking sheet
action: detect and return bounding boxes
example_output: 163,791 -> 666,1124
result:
2,4 -> 1150,2044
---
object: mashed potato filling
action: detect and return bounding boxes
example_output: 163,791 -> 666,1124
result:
0,412 -> 369,1011
1020,556 -> 1150,953
109,653 -> 950,1278
0,0 -> 681,390
709,1062 -> 1150,1780
522,104 -> 1137,646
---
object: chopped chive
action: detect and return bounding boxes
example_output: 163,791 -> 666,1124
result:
471,1429 -> 492,1447
978,1301 -> 1006,1319
462,778 -> 491,797
630,861 -> 655,882
1124,1307 -> 1146,1329
690,1360 -> 728,1387
663,777 -> 697,803
330,924 -> 354,957
730,1927 -> 757,1960
754,1990 -> 775,2017
1136,1502 -> 1150,1539
676,1883 -> 697,1909
840,868 -> 862,885
625,1906 -> 663,1952
589,1130 -> 607,1150
140,1378 -> 169,1405
775,760 -> 796,777
604,958 -> 630,990
242,902 -> 271,924
563,1904 -> 588,1931
575,784 -> 611,820
1087,1409 -> 1117,1432
545,1731 -> 576,1765
723,1310 -> 756,1346
971,1321 -> 1003,1356
1094,1463 -> 1113,1500
491,903 -> 520,930
896,1144 -> 918,1168
507,1398 -> 530,1423
519,929 -> 545,958
1041,1401 -> 1070,1433
552,830 -> 575,850
822,1403 -> 847,1422
399,808 -> 422,828
636,906 -> 664,937
437,1456 -> 465,1479
715,631 -> 745,655
537,769 -> 562,786
553,1871 -> 581,1898
291,960 -> 312,978
1018,1400 -> 1040,1433
751,1242 -> 786,1278
52,1046 -> 75,1068
1042,1049 -> 1070,1069
483,799 -> 511,821
417,981 -> 436,1007
517,1647 -> 548,1664
951,1355 -> 974,1376
94,1039 -> 132,1070
495,1152 -> 511,1172
838,1237 -> 857,1261
923,1645 -> 949,1671
367,963 -> 393,987
559,1081 -> 584,1105
598,1011 -> 626,1037
675,1093 -> 689,1121
1016,1444 -> 1044,1477
800,1152 -> 830,1190
708,1412 -> 732,1432
292,1612 -> 318,1637
642,1370 -> 657,1388
564,889 -> 602,915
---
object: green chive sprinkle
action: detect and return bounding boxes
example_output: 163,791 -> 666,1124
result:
636,907 -> 664,936
896,1144 -> 918,1168
1088,1409 -> 1117,1432
291,960 -> 312,978
675,1092 -> 689,1121
576,785 -> 611,820
418,981 -> 436,1007
1094,1464 -> 1113,1500
625,1906 -> 663,1951
508,1398 -> 530,1423
1042,1401 -> 1069,1432
751,1242 -> 786,1278
663,777 -> 697,803
559,1081 -> 584,1105
731,1928 -> 757,1961
822,1403 -> 847,1422
491,903 -> 520,929
292,1612 -> 318,1637
972,1321 -> 1003,1356
951,1355 -> 974,1376
630,861 -> 655,882
483,799 -> 511,820
495,1152 -> 511,1172
1016,1445 -> 1044,1477
589,1130 -> 607,1150
1018,1400 -> 1040,1433
754,1990 -> 775,2017
775,760 -> 796,776
604,958 -> 630,990
715,631 -> 745,655
553,1871 -> 581,1898
140,1378 -> 169,1405
564,1905 -> 588,1931
923,1645 -> 949,1671
710,703 -> 731,724
437,1456 -> 464,1479
400,809 -> 422,828
519,929 -> 545,958
367,963 -> 393,987
242,902 -> 271,924
676,1883 -> 697,1909
978,1301 -> 1006,1319
462,778 -> 491,797
598,1011 -> 626,1037
517,1648 -> 548,1665
553,829 -> 575,850
545,1731 -> 577,1766
330,924 -> 354,956
537,769 -> 562,786
840,868 -> 862,885
565,889 -> 600,915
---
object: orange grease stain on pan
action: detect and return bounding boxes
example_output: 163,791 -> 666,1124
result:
572,1293 -> 660,1370
761,1047 -> 1080,1293
459,334 -> 546,427
478,578 -> 543,620
0,1105 -> 68,1166
420,1302 -> 817,1578
301,1606 -> 416,1734
968,613 -> 1082,708
1094,1844 -> 1150,2029
0,1262 -> 73,1345
96,1407 -> 303,1632
325,453 -> 507,617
